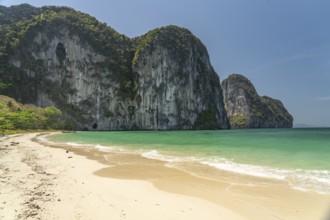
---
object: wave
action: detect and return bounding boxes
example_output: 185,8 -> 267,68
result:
64,141 -> 120,152
141,150 -> 330,194
203,159 -> 330,194
43,133 -> 330,195
141,150 -> 185,162
94,144 -> 116,152
65,142 -> 87,147
37,135 -> 57,145
202,159 -> 287,180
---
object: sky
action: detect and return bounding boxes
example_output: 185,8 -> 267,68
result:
1,0 -> 330,127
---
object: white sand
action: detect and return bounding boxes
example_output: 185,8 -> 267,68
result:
0,133 -> 247,220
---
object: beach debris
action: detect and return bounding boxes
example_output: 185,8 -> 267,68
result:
66,150 -> 69,153
28,203 -> 40,210
68,156 -> 73,159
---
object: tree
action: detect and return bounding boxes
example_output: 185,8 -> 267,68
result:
7,110 -> 36,129
0,82 -> 10,94
42,106 -> 62,129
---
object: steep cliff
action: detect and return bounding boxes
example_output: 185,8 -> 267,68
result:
0,4 -> 229,130
260,96 -> 293,128
132,26 -> 229,129
221,74 -> 293,128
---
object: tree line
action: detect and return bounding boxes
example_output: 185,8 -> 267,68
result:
0,94 -> 74,131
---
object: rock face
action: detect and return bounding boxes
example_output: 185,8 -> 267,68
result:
0,5 -> 229,130
132,27 -> 229,130
221,74 -> 293,128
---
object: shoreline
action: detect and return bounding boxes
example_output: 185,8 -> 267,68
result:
1,132 -> 329,219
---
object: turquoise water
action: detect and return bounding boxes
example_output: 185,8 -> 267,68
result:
46,128 -> 330,194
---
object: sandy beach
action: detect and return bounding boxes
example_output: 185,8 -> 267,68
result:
0,132 -> 329,220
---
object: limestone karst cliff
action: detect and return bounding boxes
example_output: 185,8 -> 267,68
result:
221,74 -> 293,128
132,27 -> 229,130
0,5 -> 293,130
0,4 -> 230,130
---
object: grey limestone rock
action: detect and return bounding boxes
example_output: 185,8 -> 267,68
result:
221,74 -> 293,128
0,5 -> 229,130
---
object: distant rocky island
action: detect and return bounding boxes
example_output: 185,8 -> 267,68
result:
0,4 -> 293,130
222,74 -> 293,128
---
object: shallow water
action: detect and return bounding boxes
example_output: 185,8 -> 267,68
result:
47,128 -> 330,194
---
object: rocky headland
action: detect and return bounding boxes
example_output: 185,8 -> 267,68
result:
221,74 -> 293,128
0,4 -> 292,130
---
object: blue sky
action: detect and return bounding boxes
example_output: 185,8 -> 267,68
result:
1,0 -> 330,126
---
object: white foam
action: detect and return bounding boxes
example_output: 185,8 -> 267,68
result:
64,142 -> 120,152
95,144 -> 115,152
141,150 -> 330,194
141,150 -> 183,162
37,135 -> 57,145
40,134 -> 330,195
201,159 -> 330,194
201,160 -> 287,180
65,142 -> 86,147
287,170 -> 330,194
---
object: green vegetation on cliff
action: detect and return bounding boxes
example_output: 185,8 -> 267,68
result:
230,114 -> 247,128
0,4 -> 136,101
0,4 -> 230,131
222,74 -> 293,128
0,4 -> 214,111
0,4 -> 293,131
0,94 -> 71,131
193,109 -> 219,130
260,96 -> 293,125
133,25 -> 205,66
0,4 -> 129,57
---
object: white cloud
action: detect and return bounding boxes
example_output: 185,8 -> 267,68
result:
316,96 -> 330,101
248,53 -> 321,74
248,44 -> 330,74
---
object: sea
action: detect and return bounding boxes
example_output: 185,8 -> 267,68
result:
45,128 -> 330,194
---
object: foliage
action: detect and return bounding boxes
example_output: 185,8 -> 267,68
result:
133,25 -> 203,67
228,74 -> 258,99
193,109 -> 219,130
0,4 -> 216,130
0,5 -> 207,104
43,106 -> 63,129
0,4 -> 136,100
250,106 -> 264,119
225,74 -> 293,128
0,95 -> 70,131
0,5 -> 130,56
230,114 -> 247,128
260,96 -> 293,123
0,82 -> 10,93
132,28 -> 162,66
